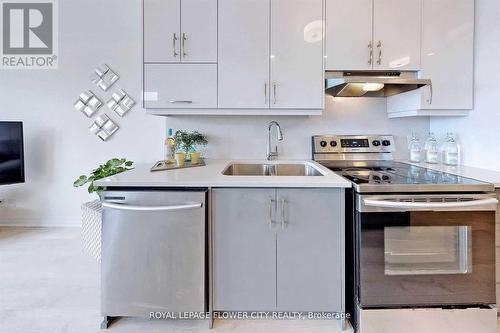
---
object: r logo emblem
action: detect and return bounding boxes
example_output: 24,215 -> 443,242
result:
3,3 -> 53,54
1,0 -> 58,69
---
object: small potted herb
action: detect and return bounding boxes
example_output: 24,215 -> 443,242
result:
73,158 -> 133,261
174,130 -> 208,164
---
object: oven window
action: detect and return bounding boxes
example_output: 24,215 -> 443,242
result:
384,226 -> 472,276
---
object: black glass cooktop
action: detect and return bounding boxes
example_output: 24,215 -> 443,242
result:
328,161 -> 488,187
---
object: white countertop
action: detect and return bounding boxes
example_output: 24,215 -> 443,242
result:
400,160 -> 500,188
94,159 -> 352,188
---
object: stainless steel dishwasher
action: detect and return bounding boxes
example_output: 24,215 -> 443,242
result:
100,190 -> 207,328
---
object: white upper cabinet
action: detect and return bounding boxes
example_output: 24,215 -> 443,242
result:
218,0 -> 324,111
144,64 -> 217,109
373,0 -> 422,71
420,0 -> 474,110
270,0 -> 324,109
326,0 -> 422,71
144,0 -> 180,63
180,0 -> 218,63
143,0 -> 217,63
326,0 -> 373,71
218,0 -> 270,109
387,0 -> 474,117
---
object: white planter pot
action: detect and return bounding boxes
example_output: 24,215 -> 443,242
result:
81,199 -> 102,261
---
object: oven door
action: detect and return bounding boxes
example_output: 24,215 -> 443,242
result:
356,193 -> 498,308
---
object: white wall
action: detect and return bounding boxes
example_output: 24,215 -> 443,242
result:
0,0 -> 163,226
0,0 -> 431,227
166,97 -> 429,160
431,0 -> 500,171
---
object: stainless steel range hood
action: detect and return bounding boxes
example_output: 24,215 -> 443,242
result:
325,71 -> 432,98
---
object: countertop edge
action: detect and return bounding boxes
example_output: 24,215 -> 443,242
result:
94,159 -> 353,189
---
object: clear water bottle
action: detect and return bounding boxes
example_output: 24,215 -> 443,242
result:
408,133 -> 422,163
425,132 -> 439,164
442,132 -> 460,166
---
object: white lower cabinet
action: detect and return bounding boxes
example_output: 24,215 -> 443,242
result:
143,64 -> 217,109
213,188 -> 344,312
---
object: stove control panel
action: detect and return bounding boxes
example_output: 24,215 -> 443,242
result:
312,135 -> 395,155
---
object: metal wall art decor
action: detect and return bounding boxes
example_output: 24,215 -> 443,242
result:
89,114 -> 119,141
74,91 -> 103,117
75,64 -> 133,141
107,89 -> 136,117
90,64 -> 119,91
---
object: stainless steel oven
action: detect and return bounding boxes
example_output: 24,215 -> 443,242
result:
355,193 -> 498,307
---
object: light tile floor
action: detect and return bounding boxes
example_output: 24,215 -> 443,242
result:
1,227 -> 499,333
0,227 -> 348,333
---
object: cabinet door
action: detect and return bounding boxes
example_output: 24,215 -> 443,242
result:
144,64 -> 217,108
180,0 -> 217,63
373,0 -> 422,70
213,189 -> 277,311
270,0 -> 324,109
218,0 -> 270,108
326,0 -> 373,70
420,0 -> 474,110
276,189 -> 344,311
143,0 -> 180,63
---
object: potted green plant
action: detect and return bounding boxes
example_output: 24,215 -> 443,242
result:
174,130 -> 208,164
73,158 -> 134,261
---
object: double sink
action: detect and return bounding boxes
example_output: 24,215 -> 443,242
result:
222,161 -> 325,177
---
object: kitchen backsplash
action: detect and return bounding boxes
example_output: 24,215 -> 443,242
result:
165,97 -> 430,160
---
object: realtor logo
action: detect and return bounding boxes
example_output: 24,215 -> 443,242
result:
1,0 -> 58,69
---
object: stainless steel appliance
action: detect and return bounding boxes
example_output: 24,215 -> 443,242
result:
325,71 -> 432,98
100,190 -> 207,329
312,135 -> 498,333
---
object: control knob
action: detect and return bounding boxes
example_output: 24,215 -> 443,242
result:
330,140 -> 338,147
382,140 -> 391,147
372,140 -> 381,147
320,140 -> 327,147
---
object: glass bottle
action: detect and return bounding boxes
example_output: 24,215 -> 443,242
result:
442,132 -> 460,166
425,132 -> 439,164
165,128 -> 176,163
408,133 -> 422,163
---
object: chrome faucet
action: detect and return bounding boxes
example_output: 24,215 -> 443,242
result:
266,121 -> 283,160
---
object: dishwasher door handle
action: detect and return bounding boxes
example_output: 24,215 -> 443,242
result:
102,201 -> 203,212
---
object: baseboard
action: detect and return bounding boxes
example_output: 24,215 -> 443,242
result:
0,219 -> 81,227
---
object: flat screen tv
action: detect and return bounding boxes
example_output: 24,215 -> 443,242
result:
0,121 -> 25,185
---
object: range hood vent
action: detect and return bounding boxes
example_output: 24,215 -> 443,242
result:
325,71 -> 432,98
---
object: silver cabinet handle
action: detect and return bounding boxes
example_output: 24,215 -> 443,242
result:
427,83 -> 433,105
272,82 -> 277,105
182,33 -> 188,57
264,82 -> 268,105
173,33 -> 178,58
169,100 -> 193,104
102,202 -> 203,212
376,41 -> 382,65
269,198 -> 277,229
363,198 -> 498,210
368,41 -> 373,65
280,198 -> 287,230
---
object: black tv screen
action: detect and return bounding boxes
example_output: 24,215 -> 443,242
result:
0,122 -> 25,185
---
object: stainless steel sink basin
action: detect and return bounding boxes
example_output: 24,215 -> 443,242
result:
222,162 -> 325,176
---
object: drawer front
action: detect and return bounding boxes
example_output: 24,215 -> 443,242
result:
144,64 -> 217,109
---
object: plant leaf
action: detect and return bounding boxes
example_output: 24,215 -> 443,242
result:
73,175 -> 88,187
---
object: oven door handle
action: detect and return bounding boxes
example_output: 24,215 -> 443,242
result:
363,198 -> 498,210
